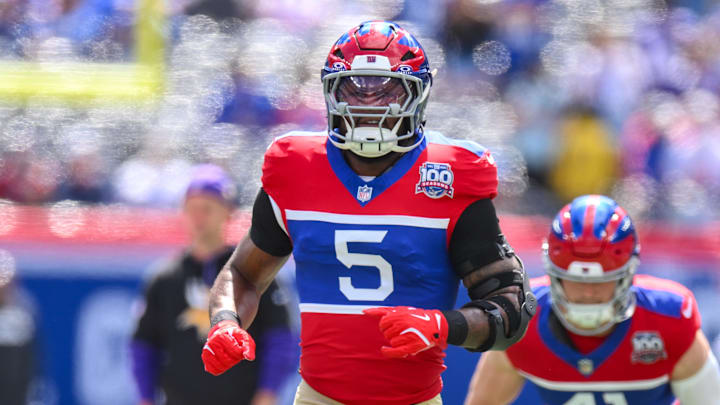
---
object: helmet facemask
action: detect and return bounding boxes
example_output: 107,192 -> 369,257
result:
543,245 -> 639,336
323,69 -> 430,158
321,21 -> 433,157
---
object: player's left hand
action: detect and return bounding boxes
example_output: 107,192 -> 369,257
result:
363,306 -> 449,358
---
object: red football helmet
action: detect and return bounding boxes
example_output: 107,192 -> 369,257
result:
543,195 -> 640,335
321,21 -> 432,158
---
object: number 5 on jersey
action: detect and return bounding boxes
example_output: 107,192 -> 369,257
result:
334,230 -> 394,301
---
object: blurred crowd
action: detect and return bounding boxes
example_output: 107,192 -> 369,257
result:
0,0 -> 719,222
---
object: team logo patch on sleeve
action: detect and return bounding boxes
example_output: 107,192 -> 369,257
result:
416,162 -> 454,199
631,331 -> 668,364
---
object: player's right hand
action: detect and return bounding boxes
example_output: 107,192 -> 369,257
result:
364,306 -> 449,358
201,320 -> 256,375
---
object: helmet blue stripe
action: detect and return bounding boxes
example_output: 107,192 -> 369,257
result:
397,35 -> 417,48
592,197 -> 617,239
551,215 -> 563,239
357,25 -> 370,36
569,197 -> 589,238
357,22 -> 395,38
611,216 -> 635,243
337,32 -> 350,45
378,23 -> 393,37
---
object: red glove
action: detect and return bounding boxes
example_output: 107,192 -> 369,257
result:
363,306 -> 449,358
201,320 -> 256,376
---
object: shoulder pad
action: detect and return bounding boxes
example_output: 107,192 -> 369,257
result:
424,131 -> 498,200
633,275 -> 697,320
262,132 -> 326,194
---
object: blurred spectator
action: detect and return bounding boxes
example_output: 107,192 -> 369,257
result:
441,0 -> 494,69
0,250 -> 39,405
217,73 -> 280,127
130,164 -> 297,405
54,150 -> 113,203
111,140 -> 194,207
0,151 -> 61,204
0,0 -> 26,42
181,0 -> 248,21
548,108 -> 620,202
26,0 -> 132,48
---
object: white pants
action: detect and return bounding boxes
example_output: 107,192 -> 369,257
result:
293,378 -> 443,405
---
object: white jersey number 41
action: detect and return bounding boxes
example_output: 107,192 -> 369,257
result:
565,393 -> 627,405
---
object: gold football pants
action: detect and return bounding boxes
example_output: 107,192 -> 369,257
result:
293,378 -> 443,405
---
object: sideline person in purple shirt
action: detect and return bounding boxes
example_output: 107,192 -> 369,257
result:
130,164 -> 298,405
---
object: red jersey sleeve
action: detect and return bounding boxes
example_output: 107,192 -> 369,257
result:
424,134 -> 498,202
634,275 -> 701,365
261,136 -> 291,198
668,290 -> 701,363
457,149 -> 498,201
260,133 -> 327,200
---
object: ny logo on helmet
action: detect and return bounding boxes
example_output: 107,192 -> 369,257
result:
397,65 -> 413,73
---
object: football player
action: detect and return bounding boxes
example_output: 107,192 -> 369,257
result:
465,195 -> 720,405
201,21 -> 535,404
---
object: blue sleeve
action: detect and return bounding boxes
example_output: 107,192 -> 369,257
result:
257,328 -> 299,393
130,339 -> 162,402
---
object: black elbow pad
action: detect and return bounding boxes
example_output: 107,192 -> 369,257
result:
462,261 -> 537,351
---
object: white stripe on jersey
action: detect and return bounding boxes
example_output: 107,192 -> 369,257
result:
299,303 -> 382,314
285,210 -> 450,229
268,194 -> 288,235
519,371 -> 669,391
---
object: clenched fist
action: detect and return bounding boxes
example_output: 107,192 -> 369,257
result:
202,320 -> 256,375
364,306 -> 449,358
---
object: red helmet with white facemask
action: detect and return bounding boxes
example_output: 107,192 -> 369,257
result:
321,21 -> 432,158
543,195 -> 640,336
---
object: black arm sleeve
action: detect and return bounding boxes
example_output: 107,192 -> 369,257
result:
446,199 -> 537,351
249,188 -> 293,257
448,198 -> 506,276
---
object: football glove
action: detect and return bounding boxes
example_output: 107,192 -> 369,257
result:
363,306 -> 449,358
201,320 -> 256,375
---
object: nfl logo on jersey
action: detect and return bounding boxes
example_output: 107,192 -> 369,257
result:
577,358 -> 594,376
416,162 -> 455,199
356,184 -> 373,202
